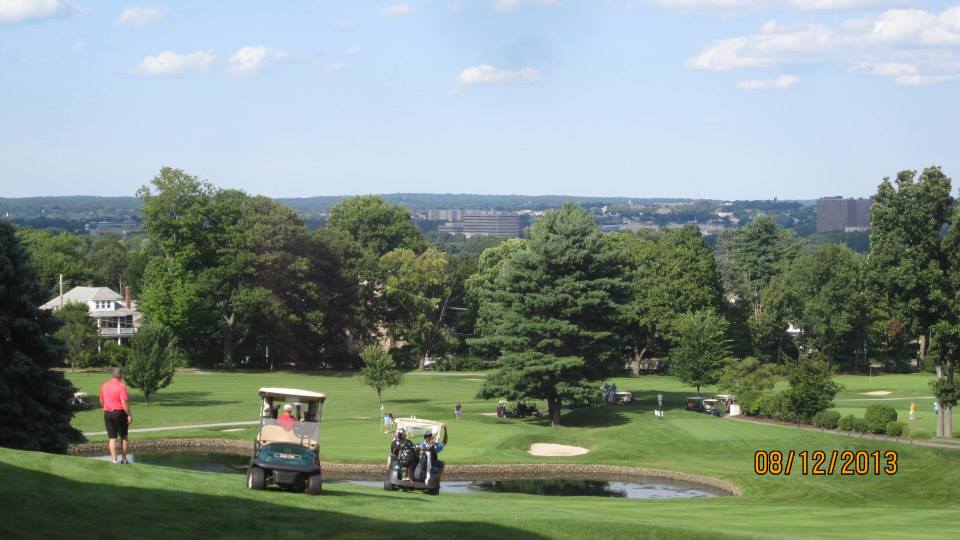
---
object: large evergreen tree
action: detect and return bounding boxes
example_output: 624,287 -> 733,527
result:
0,221 -> 84,452
474,205 -> 631,425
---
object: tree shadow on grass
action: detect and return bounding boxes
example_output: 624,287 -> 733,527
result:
555,407 -> 630,428
135,391 -> 241,408
0,461 -> 549,540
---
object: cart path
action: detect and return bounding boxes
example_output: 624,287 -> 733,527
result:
83,420 -> 260,437
835,396 -> 934,402
726,416 -> 960,450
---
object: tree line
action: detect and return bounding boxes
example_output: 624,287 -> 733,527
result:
6,166 -> 958,437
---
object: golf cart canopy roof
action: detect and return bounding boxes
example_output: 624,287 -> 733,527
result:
395,417 -> 448,445
258,387 -> 326,403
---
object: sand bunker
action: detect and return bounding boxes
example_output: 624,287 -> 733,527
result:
465,378 -> 484,381
479,412 -> 499,417
529,443 -> 589,457
861,391 -> 892,396
219,428 -> 245,432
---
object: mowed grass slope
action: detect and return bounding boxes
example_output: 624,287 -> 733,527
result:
7,370 -> 953,539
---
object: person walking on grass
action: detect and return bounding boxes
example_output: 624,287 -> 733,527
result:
910,402 -> 916,421
455,402 -> 462,420
99,368 -> 132,464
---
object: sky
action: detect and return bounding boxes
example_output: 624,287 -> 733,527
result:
1,1 -> 959,200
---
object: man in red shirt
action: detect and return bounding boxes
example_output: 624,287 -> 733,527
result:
278,403 -> 296,430
99,368 -> 132,464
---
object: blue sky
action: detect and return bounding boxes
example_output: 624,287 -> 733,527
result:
1,1 -> 959,200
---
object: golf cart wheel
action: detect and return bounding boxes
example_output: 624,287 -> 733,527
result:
306,474 -> 322,495
247,467 -> 265,490
426,488 -> 440,496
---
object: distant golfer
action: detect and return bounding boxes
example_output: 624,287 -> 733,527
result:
99,368 -> 132,464
909,402 -> 916,421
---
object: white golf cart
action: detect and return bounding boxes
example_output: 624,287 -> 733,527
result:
246,387 -> 326,495
384,417 -> 448,495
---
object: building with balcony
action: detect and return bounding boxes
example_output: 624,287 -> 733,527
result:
40,286 -> 142,343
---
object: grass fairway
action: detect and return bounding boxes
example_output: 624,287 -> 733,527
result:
2,370 -> 956,539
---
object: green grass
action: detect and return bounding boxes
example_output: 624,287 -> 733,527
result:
1,370 -> 957,539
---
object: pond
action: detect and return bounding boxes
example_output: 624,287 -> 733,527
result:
339,479 -> 724,499
91,452 -> 249,474
90,452 -> 726,499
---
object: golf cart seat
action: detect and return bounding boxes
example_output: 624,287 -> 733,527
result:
260,424 -> 308,445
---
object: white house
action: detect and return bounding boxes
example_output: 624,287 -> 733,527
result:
40,286 -> 142,342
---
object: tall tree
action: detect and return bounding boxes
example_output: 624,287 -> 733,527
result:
0,221 -> 84,452
613,227 -> 725,373
781,244 -> 868,362
125,322 -> 182,403
465,238 -> 528,356
379,247 -> 453,369
327,195 -> 425,258
139,168 -> 353,368
475,205 -> 631,425
358,344 -> 403,411
731,215 -> 799,315
867,167 -> 955,436
670,309 -> 731,394
54,302 -> 98,371
15,228 -> 93,297
88,237 -> 129,291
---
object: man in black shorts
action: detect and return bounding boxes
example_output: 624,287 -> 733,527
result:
99,368 -> 133,464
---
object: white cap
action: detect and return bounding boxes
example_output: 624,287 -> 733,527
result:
283,403 -> 293,411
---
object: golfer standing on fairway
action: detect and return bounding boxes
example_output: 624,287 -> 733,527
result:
99,368 -> 132,464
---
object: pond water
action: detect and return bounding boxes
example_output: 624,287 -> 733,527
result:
91,452 -> 249,474
90,453 -> 725,498
339,479 -> 723,499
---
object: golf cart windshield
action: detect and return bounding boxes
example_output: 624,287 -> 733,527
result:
256,387 -> 326,450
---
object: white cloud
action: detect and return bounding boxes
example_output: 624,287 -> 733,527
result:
134,50 -> 214,76
495,0 -> 520,11
656,0 -> 896,11
379,3 -> 410,16
689,7 -> 960,86
339,20 -> 355,29
457,64 -> 539,85
228,46 -> 287,75
0,0 -> 61,23
116,6 -> 163,27
71,39 -> 86,51
737,74 -> 799,89
328,63 -> 346,73
894,74 -> 960,86
687,24 -> 831,70
344,47 -> 361,56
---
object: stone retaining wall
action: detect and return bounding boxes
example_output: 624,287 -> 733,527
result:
67,439 -> 740,496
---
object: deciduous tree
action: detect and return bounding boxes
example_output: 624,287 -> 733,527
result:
54,302 -> 98,371
670,309 -> 730,394
125,323 -> 182,402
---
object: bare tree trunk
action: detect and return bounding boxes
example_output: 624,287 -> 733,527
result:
945,406 -> 953,438
935,362 -> 944,437
223,314 -> 235,369
547,397 -> 561,426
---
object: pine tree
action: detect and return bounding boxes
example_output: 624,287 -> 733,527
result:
475,205 -> 631,426
0,221 -> 84,452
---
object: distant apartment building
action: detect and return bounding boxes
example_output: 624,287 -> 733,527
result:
437,211 -> 522,238
425,208 -> 463,222
816,197 -> 874,233
85,221 -> 144,237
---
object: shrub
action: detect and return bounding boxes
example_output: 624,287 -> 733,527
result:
910,427 -> 932,440
838,414 -> 857,431
864,404 -> 898,433
759,392 -> 793,421
813,410 -> 841,430
435,356 -> 491,372
885,421 -> 907,437
852,418 -> 868,433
